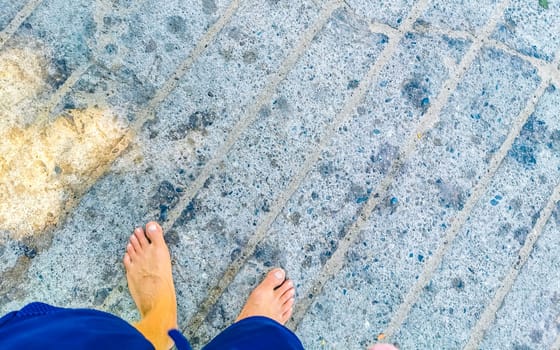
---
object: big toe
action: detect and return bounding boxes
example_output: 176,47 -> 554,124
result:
145,221 -> 165,245
261,268 -> 286,290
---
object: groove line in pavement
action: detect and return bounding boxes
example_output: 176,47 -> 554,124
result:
464,181 -> 560,349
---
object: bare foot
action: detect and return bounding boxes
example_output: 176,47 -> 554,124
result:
123,221 -> 177,350
236,268 -> 295,325
368,345 -> 399,350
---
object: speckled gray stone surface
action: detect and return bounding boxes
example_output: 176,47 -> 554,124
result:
0,0 -> 559,349
0,0 -> 27,31
480,204 -> 560,350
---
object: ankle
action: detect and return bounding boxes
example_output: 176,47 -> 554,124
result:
134,316 -> 176,350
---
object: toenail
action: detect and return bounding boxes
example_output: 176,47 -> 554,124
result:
274,270 -> 284,279
148,223 -> 157,233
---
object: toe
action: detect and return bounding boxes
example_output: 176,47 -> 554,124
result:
281,299 -> 294,323
275,279 -> 293,297
134,227 -> 149,247
262,268 -> 286,290
280,287 -> 295,304
126,243 -> 137,261
130,234 -> 142,252
282,296 -> 294,312
123,252 -> 132,268
145,221 -> 165,245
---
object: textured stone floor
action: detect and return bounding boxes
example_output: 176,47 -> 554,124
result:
0,0 -> 559,349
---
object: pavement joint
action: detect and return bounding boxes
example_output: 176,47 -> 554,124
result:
290,0 -> 551,342
161,0 -> 344,238
287,0 -> 446,331
35,62 -> 93,125
130,0 -> 242,133
97,0 -> 243,312
464,180 -> 560,349
553,319 -> 560,350
291,0 -> 513,333
179,0 -> 345,337
363,15 -> 558,86
1,0 -> 556,347
0,0 -> 43,50
381,64 -> 548,343
486,40 -> 560,85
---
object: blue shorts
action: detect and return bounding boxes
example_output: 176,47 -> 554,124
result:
0,302 -> 304,350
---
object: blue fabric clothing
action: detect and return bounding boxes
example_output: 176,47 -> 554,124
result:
0,302 -> 304,350
0,302 -> 156,349
203,316 -> 304,350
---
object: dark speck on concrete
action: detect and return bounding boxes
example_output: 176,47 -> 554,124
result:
254,242 -> 284,268
203,174 -> 214,189
302,255 -> 312,268
508,143 -> 537,169
378,34 -> 389,44
347,79 -> 359,90
104,44 -> 118,55
93,288 -> 111,305
424,280 -> 435,293
145,39 -> 157,53
243,51 -> 257,64
319,250 -> 332,265
164,229 -> 181,246
401,77 -> 431,114
18,243 -> 37,259
261,200 -> 271,213
202,0 -> 217,14
160,205 -> 169,220
84,19 -> 97,39
47,59 -> 71,89
272,96 -> 289,112
508,115 -> 549,169
436,178 -> 466,210
513,227 -> 529,245
529,329 -> 543,343
168,111 -> 216,140
346,183 -> 367,204
490,195 -> 502,206
230,248 -> 241,261
288,211 -> 301,225
166,16 -> 187,36
22,21 -> 32,30
512,343 -> 533,350
369,143 -> 398,174
259,105 -> 271,118
553,205 -> 560,225
451,277 -> 465,290
175,200 -> 197,226
318,161 -> 335,178
152,181 -> 182,220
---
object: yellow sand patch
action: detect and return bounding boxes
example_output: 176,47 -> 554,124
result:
0,47 -> 45,131
0,48 -> 130,238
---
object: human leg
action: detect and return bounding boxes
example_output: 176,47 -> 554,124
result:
203,268 -> 303,350
123,221 -> 178,350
